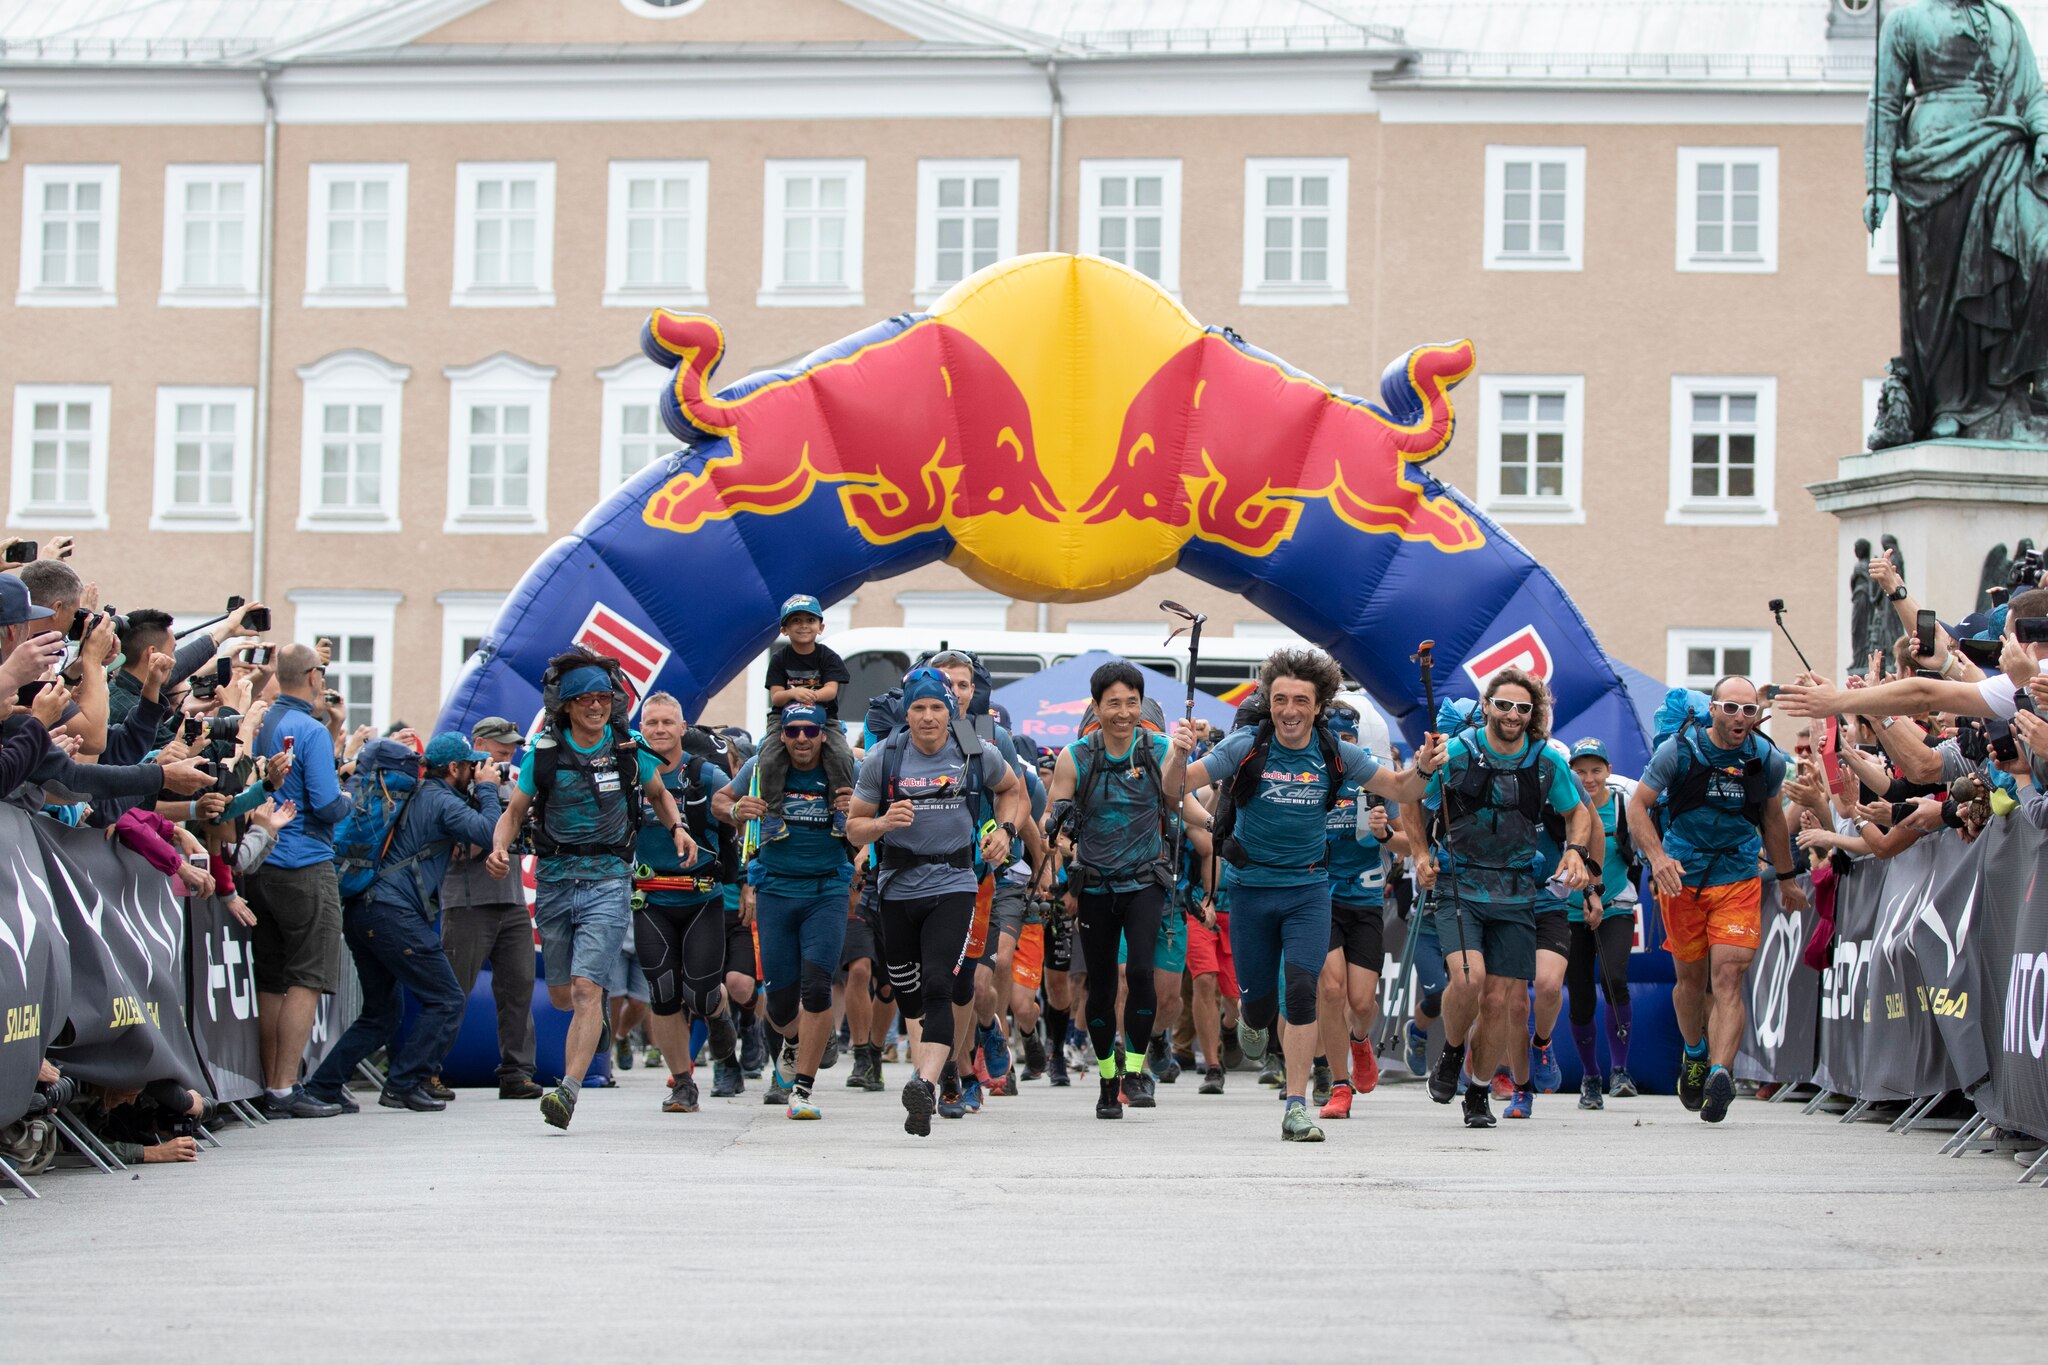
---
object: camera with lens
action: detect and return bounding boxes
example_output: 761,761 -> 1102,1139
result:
28,1071 -> 81,1115
2009,547 -> 2045,592
181,715 -> 241,748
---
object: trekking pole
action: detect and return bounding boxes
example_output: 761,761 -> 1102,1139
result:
1161,600 -> 1213,925
1412,640 -> 1470,988
1768,598 -> 1815,674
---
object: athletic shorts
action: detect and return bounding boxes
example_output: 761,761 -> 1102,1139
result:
1660,878 -> 1763,963
534,875 -> 632,991
246,860 -> 342,995
1185,908 -> 1238,1001
725,914 -> 762,981
1328,899 -> 1385,972
1433,896 -> 1537,983
991,881 -> 1029,943
840,906 -> 879,971
599,940 -> 649,1002
1013,922 -> 1046,992
1535,906 -> 1571,959
1117,905 -> 1188,974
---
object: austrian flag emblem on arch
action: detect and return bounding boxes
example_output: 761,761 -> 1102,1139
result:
572,602 -> 671,708
1462,626 -> 1554,691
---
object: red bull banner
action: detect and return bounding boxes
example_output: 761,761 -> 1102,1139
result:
438,254 -> 1646,772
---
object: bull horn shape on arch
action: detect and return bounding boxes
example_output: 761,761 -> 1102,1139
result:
437,253 -> 1647,770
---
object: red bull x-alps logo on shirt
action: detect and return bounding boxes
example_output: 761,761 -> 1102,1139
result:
637,254 -> 1483,601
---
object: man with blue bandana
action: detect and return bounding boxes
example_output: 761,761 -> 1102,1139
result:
489,662 -> 696,1132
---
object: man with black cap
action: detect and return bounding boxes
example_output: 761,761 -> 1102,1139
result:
488,662 -> 695,1131
307,733 -> 505,1113
439,716 -> 543,1100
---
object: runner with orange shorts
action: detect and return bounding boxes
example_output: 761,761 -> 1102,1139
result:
1628,675 -> 1804,1125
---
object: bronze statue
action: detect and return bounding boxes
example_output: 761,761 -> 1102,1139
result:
1865,0 -> 2048,447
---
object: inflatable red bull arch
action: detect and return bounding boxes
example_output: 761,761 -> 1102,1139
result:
437,252 -> 1646,772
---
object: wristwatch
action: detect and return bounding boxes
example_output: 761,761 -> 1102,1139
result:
1887,585 -> 1910,602
1564,842 -> 1591,860
1000,821 -> 1018,840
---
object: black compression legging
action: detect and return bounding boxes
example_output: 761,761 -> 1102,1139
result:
1566,916 -> 1634,1025
1076,885 -> 1166,1062
879,890 -> 976,1052
634,899 -> 727,1019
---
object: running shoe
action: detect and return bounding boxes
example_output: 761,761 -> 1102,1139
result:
991,1070 -> 1018,1097
820,1036 -> 841,1071
1427,1042 -> 1466,1105
740,1019 -> 767,1077
1319,1080 -> 1354,1120
1462,1085 -> 1497,1129
1404,1023 -> 1429,1078
764,1074 -> 790,1107
1351,1037 -> 1381,1094
710,1058 -> 743,1098
1221,1030 -> 1245,1071
615,1036 -> 634,1070
664,1073 -> 699,1113
1578,1074 -> 1604,1111
1678,1054 -> 1708,1112
961,1076 -> 984,1113
1047,1048 -> 1071,1087
1311,1061 -> 1335,1106
1701,1066 -> 1734,1124
1258,1056 -> 1283,1088
1607,1068 -> 1639,1099
1199,1066 -> 1226,1095
1125,1069 -> 1157,1108
1236,1020 -> 1270,1064
902,1076 -> 936,1136
1022,1027 -> 1048,1079
1504,1088 -> 1533,1120
1490,1067 -> 1515,1102
1096,1076 -> 1124,1119
1148,1039 -> 1182,1084
1530,1040 -> 1562,1093
760,815 -> 788,843
979,1022 -> 1011,1079
787,1091 -> 822,1120
938,1073 -> 966,1120
845,1046 -> 873,1089
540,1086 -> 576,1131
424,1075 -> 457,1102
1281,1102 -> 1325,1143
642,1045 -> 662,1070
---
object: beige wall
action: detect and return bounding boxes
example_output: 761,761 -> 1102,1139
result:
1,74 -> 1889,734
417,0 -> 916,46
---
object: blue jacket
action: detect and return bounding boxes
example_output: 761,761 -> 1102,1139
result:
259,694 -> 352,868
368,776 -> 504,916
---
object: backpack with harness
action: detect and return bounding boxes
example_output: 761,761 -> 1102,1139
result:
334,739 -> 441,901
1652,691 -> 1776,883
863,647 -> 999,748
652,755 -> 739,884
525,648 -> 644,861
1208,705 -> 1348,870
870,718 -> 989,875
1066,725 -> 1176,893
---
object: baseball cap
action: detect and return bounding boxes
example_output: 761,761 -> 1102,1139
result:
558,665 -> 613,702
779,594 -> 825,624
781,702 -> 826,729
471,715 -> 523,745
1569,737 -> 1610,764
424,731 -> 488,770
0,576 -> 56,628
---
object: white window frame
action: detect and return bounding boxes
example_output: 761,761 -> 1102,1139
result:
1675,146 -> 1779,274
452,161 -> 556,307
304,162 -> 408,309
17,164 -> 119,307
604,159 -> 709,309
597,355 -> 672,496
895,590 -> 1011,634
295,349 -> 409,533
1239,156 -> 1349,306
1079,159 -> 1182,294
288,590 -> 400,733
443,353 -> 554,535
160,164 -> 260,307
151,385 -> 254,531
9,383 -> 111,529
758,158 -> 866,308
437,590 -> 506,701
1666,628 -> 1774,691
1482,145 -> 1585,272
913,158 -> 1019,305
1475,374 -> 1585,524
1866,209 -> 1898,276
1668,375 -> 1777,527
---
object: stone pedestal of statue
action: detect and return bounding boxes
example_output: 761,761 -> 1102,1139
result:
1809,441 -> 2048,667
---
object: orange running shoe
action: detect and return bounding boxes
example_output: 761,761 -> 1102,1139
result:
1491,1067 -> 1515,1101
1351,1038 -> 1380,1094
1319,1080 -> 1354,1119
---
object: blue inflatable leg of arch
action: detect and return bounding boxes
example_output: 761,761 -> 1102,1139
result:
437,254 -> 1681,1090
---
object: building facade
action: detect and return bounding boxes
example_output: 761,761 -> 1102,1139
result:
0,0 -> 1995,729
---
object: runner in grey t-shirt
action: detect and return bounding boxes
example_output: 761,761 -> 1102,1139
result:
846,666 -> 1029,1137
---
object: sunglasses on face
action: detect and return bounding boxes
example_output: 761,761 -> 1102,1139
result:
1487,697 -> 1534,716
1713,701 -> 1763,718
784,725 -> 821,739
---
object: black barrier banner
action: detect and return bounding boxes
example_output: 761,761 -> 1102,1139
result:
0,807 -> 69,1127
1815,857 -> 1879,1098
183,894 -> 263,1103
1910,825 -> 1990,1096
1859,836 -> 1968,1101
1736,879 -> 1821,1086
1973,816 -> 2048,1139
30,816 -> 205,1094
301,950 -> 363,1081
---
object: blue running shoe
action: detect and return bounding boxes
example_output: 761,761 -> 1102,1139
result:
980,1022 -> 1011,1080
1504,1088 -> 1533,1120
1405,1023 -> 1429,1077
961,1076 -> 984,1113
1530,1040 -> 1562,1094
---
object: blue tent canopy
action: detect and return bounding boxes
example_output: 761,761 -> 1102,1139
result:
992,650 -> 1236,751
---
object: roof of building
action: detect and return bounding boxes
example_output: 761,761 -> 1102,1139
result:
1,0 -> 2044,81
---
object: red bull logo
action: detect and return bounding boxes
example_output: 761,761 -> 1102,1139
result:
637,254 -> 1483,600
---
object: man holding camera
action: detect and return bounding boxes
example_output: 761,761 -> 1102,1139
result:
106,601 -> 268,745
440,716 -> 543,1100
245,642 -> 353,1120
